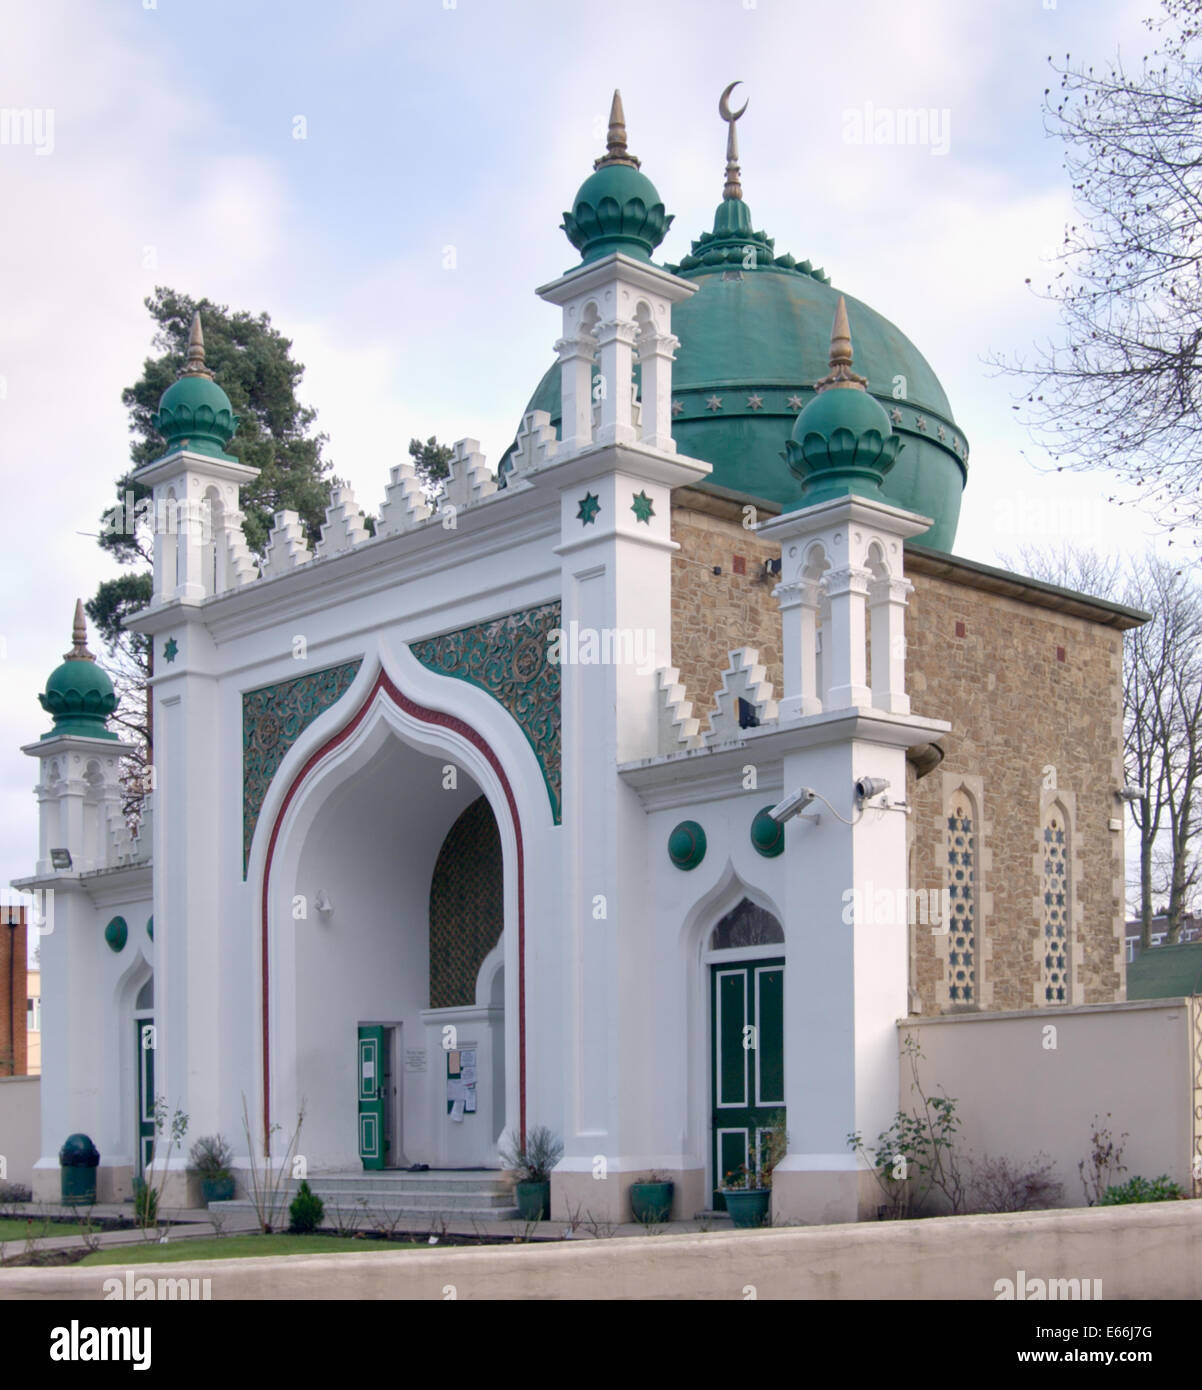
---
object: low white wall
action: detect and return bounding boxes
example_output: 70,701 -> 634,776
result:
899,1000 -> 1196,1206
2,1201 -> 1200,1299
0,1076 -> 41,1189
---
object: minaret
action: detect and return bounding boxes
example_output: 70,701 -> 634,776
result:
20,604 -> 136,1200
757,302 -> 951,1224
132,310 -> 259,605
528,92 -> 711,1220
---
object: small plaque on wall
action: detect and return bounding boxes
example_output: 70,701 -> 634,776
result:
404,1049 -> 427,1074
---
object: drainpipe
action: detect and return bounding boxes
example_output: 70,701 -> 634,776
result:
5,909 -> 17,1077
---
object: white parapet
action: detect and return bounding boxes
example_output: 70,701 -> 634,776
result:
656,666 -> 702,753
315,485 -> 370,559
260,510 -> 313,578
705,647 -> 779,745
378,458 -> 433,537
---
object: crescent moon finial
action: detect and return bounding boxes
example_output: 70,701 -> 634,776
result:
718,81 -> 748,124
718,82 -> 748,200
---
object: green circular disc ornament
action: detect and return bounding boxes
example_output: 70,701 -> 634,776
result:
750,806 -> 785,858
146,915 -> 154,941
104,915 -> 128,953
668,820 -> 707,871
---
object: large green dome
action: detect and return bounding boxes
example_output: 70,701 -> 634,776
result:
510,256 -> 967,549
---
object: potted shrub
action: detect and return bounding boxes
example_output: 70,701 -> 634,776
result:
721,1119 -> 786,1229
188,1134 -> 236,1205
498,1125 -> 563,1222
630,1172 -> 675,1223
59,1133 -> 100,1207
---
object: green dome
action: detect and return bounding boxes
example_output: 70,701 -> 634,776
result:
509,208 -> 968,549
563,161 -> 673,265
39,602 -> 118,741
150,311 -> 239,460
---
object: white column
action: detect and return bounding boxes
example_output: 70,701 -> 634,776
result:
636,328 -> 680,452
776,579 -> 823,720
555,333 -> 596,455
824,566 -> 872,709
594,317 -> 638,446
870,575 -> 913,715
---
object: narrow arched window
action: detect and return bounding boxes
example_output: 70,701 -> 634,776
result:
1041,806 -> 1071,1004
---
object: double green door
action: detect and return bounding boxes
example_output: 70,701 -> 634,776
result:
135,1018 -> 155,1174
710,958 -> 784,1209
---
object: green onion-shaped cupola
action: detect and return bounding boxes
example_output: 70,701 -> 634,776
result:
785,297 -> 903,509
150,311 -> 239,460
39,600 -> 119,740
561,90 -> 673,264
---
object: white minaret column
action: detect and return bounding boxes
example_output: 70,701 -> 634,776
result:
753,298 -> 950,1222
554,329 -> 598,454
531,94 -> 709,1214
130,314 -> 259,606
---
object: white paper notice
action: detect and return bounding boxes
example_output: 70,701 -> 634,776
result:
449,1099 -> 465,1123
446,1079 -> 466,1103
404,1049 -> 426,1074
461,1065 -> 477,1086
464,1087 -> 477,1114
460,1049 -> 477,1070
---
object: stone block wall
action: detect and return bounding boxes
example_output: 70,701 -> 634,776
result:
669,491 -> 1131,1014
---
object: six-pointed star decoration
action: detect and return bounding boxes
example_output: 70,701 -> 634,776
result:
576,492 -> 601,525
746,393 -> 764,411
705,394 -> 723,411
787,395 -> 804,411
163,637 -> 179,663
631,490 -> 655,523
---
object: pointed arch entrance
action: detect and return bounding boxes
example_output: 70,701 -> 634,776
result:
255,667 -> 528,1170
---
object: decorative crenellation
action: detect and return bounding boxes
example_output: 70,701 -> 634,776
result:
378,458 -> 433,536
315,485 -> 370,559
502,410 -> 558,487
221,512 -> 259,589
705,647 -> 778,745
440,438 -> 497,512
107,799 -> 154,869
260,510 -> 313,578
656,666 -> 702,752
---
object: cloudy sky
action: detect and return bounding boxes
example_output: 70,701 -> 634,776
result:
0,0 -> 1178,901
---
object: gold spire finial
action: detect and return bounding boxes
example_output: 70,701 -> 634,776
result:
179,309 -> 215,381
815,296 -> 869,392
594,90 -> 641,170
64,599 -> 96,663
718,81 -> 748,200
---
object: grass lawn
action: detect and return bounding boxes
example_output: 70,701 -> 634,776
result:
79,1234 -> 428,1265
0,1217 -> 100,1239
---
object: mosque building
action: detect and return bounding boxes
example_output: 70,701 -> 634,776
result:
16,90 -> 1144,1224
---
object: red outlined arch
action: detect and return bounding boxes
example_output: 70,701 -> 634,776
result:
257,669 -> 526,1153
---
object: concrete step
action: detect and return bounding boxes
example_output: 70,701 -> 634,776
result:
210,1169 -> 521,1222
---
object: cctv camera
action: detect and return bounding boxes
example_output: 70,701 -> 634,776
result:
768,788 -> 816,824
854,777 -> 890,804
1117,784 -> 1146,803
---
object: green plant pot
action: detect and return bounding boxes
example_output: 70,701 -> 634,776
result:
515,1180 -> 550,1221
200,1175 -> 235,1204
722,1189 -> 771,1228
630,1181 -> 674,1223
60,1165 -> 98,1207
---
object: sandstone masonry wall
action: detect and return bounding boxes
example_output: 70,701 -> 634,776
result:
670,492 -> 1129,1013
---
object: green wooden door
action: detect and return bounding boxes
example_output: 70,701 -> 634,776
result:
710,959 -> 785,1209
135,1018 -> 155,1175
357,1026 -> 386,1171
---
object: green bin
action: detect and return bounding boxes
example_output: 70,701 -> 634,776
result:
59,1133 -> 100,1206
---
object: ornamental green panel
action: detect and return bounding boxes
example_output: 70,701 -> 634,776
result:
756,964 -> 785,1106
136,1018 -> 155,1175
357,1026 -> 386,1172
